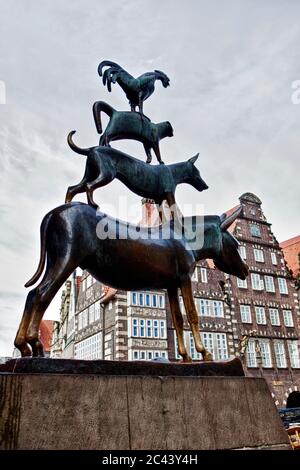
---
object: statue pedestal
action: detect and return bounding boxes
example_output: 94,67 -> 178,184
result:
0,358 -> 290,450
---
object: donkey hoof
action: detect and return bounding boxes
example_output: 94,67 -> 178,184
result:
203,352 -> 213,362
159,161 -> 165,165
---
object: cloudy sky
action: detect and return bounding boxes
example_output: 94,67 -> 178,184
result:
0,0 -> 299,356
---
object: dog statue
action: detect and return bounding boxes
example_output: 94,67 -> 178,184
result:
93,101 -> 173,164
65,131 -> 208,215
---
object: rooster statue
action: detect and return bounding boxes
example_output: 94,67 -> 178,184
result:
98,60 -> 170,114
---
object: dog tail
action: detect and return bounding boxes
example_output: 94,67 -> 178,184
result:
93,100 -> 115,134
67,131 -> 91,156
25,212 -> 52,287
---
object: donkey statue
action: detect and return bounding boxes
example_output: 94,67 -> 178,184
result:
15,204 -> 248,362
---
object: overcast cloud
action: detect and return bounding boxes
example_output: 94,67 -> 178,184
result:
0,0 -> 299,356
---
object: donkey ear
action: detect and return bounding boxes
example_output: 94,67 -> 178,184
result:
189,153 -> 199,165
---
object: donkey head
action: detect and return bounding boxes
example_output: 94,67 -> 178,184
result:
213,206 -> 249,280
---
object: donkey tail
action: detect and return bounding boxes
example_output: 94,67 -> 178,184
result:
25,212 -> 52,287
93,100 -> 115,134
67,131 -> 92,156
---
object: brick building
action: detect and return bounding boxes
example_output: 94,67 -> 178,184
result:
51,193 -> 300,407
224,193 -> 300,406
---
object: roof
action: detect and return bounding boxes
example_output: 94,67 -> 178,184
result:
280,235 -> 300,248
39,320 -> 54,353
280,235 -> 300,276
239,192 -> 262,205
100,286 -> 118,304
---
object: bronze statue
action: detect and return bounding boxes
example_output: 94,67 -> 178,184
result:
93,101 -> 173,164
14,204 -> 248,361
98,60 -> 170,114
65,131 -> 208,211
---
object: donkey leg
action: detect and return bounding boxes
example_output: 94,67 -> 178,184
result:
144,145 -> 152,164
181,278 -> 213,361
14,289 -> 37,357
167,286 -> 191,362
25,260 -> 77,356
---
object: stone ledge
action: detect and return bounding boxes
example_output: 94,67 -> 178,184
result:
0,357 -> 244,377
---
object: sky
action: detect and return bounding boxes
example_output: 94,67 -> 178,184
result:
0,0 -> 299,356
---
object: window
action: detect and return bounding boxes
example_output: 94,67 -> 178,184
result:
269,308 -> 280,326
260,341 -> 272,368
251,273 -> 263,290
255,307 -> 266,325
82,279 -> 86,292
145,294 -> 151,307
239,245 -> 247,260
240,305 -> 252,323
250,225 -> 261,238
153,320 -> 159,338
200,268 -> 207,283
132,292 -> 137,305
271,252 -> 277,265
95,302 -> 101,321
202,332 -> 214,357
212,301 -> 224,317
78,313 -> 83,331
237,278 -> 247,289
216,333 -> 228,360
133,351 -> 139,360
278,278 -> 288,294
82,309 -> 88,328
147,319 -> 152,337
189,333 -> 201,360
199,299 -> 210,316
160,320 -> 166,338
283,310 -> 294,327
139,293 -> 144,306
140,351 -> 146,360
140,319 -> 145,337
147,351 -> 153,360
89,304 -> 95,324
274,342 -> 287,368
254,249 -> 264,262
246,340 -> 257,367
191,269 -> 198,281
132,319 -> 138,337
152,295 -> 157,307
264,276 -> 275,293
288,341 -> 300,368
159,295 -> 165,309
74,333 -> 102,360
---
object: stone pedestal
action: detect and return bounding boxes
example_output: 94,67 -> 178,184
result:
0,358 -> 290,450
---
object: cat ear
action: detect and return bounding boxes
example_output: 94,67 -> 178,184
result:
188,153 -> 199,165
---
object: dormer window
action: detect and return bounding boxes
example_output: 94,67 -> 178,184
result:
250,224 -> 261,238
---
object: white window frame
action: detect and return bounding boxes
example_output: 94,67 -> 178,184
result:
159,295 -> 165,309
274,341 -> 287,368
250,224 -> 261,238
255,306 -> 266,325
271,252 -> 277,265
251,273 -> 264,291
237,278 -> 247,289
132,318 -> 138,337
191,268 -> 198,281
269,308 -> 280,326
239,245 -> 247,260
240,305 -> 252,324
132,292 -> 137,305
153,320 -> 159,338
283,310 -> 294,327
288,341 -> 300,368
160,320 -> 166,339
254,249 -> 264,263
200,268 -> 208,283
212,300 -> 224,318
259,340 -> 272,368
147,319 -> 152,337
246,340 -> 257,367
152,294 -> 158,308
278,278 -> 288,295
264,276 -> 275,293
